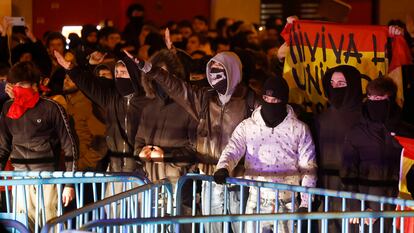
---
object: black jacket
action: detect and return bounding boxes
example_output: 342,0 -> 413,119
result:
315,65 -> 363,185
0,97 -> 78,171
135,50 -> 197,165
341,114 -> 402,211
66,57 -> 149,172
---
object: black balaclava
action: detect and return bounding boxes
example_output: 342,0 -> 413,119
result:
209,67 -> 227,95
322,65 -> 362,110
329,86 -> 346,109
260,77 -> 289,128
115,78 -> 134,96
365,99 -> 390,123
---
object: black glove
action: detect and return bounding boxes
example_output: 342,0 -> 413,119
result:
407,165 -> 414,199
213,168 -> 229,184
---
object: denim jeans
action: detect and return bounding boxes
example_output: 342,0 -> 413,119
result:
245,190 -> 295,233
201,181 -> 245,233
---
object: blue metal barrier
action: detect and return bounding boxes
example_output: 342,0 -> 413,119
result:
41,179 -> 173,233
174,174 -> 414,233
78,211 -> 414,232
0,219 -> 30,233
0,171 -> 148,233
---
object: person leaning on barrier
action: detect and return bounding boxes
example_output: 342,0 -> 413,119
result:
341,77 -> 414,233
214,77 -> 317,233
0,61 -> 78,231
125,28 -> 259,233
314,65 -> 363,232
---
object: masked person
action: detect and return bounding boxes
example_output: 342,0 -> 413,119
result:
134,49 -> 197,232
0,61 -> 78,232
314,65 -> 363,232
214,77 -> 317,233
133,50 -> 257,233
54,50 -> 148,176
341,77 -> 414,233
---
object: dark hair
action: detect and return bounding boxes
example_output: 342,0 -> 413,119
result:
212,37 -> 230,52
45,32 -> 66,48
8,61 -> 41,84
126,3 -> 144,18
178,20 -> 193,29
189,33 -> 209,45
0,63 -> 10,77
98,27 -> 120,40
193,15 -> 208,25
81,24 -> 98,39
94,64 -> 112,77
366,77 -> 397,98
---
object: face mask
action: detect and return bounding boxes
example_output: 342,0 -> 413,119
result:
7,86 -> 40,119
209,67 -> 227,95
365,99 -> 390,123
260,102 -> 287,127
329,87 -> 346,109
115,78 -> 134,96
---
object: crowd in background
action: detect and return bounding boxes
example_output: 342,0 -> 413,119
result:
1,3 -> 414,233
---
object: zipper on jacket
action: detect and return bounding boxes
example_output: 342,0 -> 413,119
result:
122,95 -> 132,169
217,105 -> 225,154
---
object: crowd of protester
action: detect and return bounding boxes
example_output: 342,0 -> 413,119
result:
1,3 -> 414,232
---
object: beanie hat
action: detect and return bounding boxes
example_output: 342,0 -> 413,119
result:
262,77 -> 289,103
7,61 -> 41,84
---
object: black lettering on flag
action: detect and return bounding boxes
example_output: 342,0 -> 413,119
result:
343,33 -> 362,63
321,26 -> 327,62
328,33 -> 344,64
306,64 -> 322,95
305,32 -> 319,62
371,34 -> 385,65
292,67 -> 306,90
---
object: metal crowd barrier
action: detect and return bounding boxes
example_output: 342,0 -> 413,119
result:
173,174 -> 414,233
36,174 -> 414,233
0,219 -> 30,233
78,211 -> 414,233
41,179 -> 174,233
0,171 -> 149,233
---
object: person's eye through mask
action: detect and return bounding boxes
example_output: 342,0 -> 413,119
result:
209,68 -> 226,85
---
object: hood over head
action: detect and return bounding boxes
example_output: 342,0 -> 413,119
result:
322,65 -> 363,110
206,51 -> 242,105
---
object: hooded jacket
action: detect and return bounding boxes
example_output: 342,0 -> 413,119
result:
0,97 -> 78,171
147,51 -> 256,175
216,106 -> 317,203
315,65 -> 363,180
66,56 -> 149,172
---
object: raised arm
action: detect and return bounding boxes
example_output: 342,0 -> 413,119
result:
55,50 -> 115,107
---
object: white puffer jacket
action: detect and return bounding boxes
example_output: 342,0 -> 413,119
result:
216,105 -> 317,205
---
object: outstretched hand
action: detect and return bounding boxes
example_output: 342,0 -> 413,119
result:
89,51 -> 107,65
388,25 -> 404,37
54,50 -> 72,70
164,28 -> 173,50
0,17 -> 12,37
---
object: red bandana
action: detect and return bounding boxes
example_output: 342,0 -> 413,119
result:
7,86 -> 40,119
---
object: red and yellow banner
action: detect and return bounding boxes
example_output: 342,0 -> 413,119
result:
395,136 -> 414,231
281,20 -> 411,112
